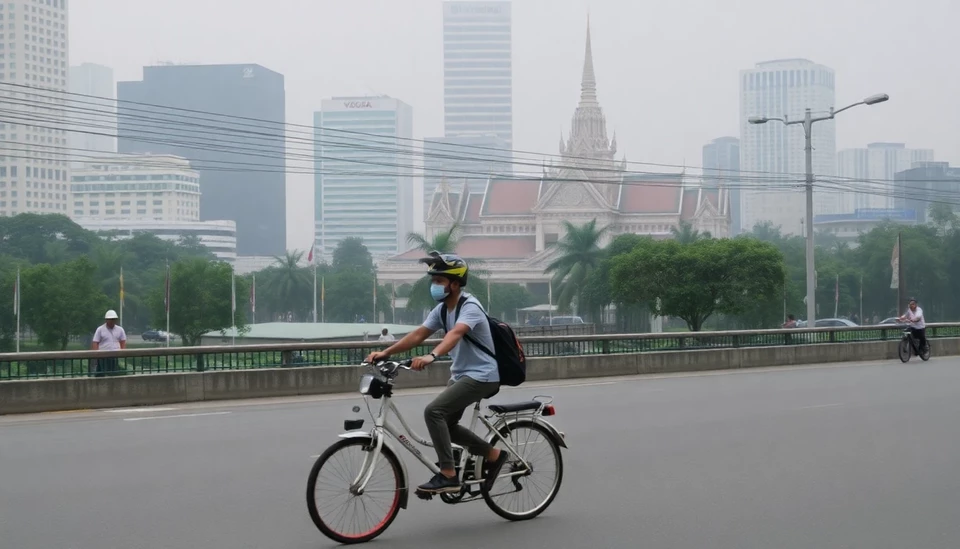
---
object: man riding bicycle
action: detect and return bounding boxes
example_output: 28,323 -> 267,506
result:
365,251 -> 508,495
899,297 -> 928,353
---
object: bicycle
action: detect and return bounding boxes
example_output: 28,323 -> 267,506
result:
305,358 -> 568,544
898,327 -> 931,362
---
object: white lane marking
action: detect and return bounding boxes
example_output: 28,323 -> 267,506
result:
533,381 -> 618,389
122,412 -> 232,422
795,403 -> 844,410
103,407 -> 177,413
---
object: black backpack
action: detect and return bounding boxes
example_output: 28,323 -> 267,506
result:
440,295 -> 527,386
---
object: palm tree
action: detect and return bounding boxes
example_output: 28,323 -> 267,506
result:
405,225 -> 461,314
670,221 -> 711,243
544,219 -> 608,316
261,250 -> 314,320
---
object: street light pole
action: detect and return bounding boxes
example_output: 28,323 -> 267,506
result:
749,93 -> 889,325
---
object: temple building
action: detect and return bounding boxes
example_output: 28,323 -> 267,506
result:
377,19 -> 730,287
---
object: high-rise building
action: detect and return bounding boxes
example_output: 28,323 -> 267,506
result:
68,63 -> 116,157
837,142 -> 934,212
894,162 -> 960,224
422,134 -> 510,220
739,58 -> 836,235
116,64 -> 286,256
702,136 -> 741,234
315,96 -> 413,259
0,0 -> 71,218
442,1 -> 512,162
70,153 -> 200,222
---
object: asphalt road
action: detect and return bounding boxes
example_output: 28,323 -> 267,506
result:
2,358 -> 960,549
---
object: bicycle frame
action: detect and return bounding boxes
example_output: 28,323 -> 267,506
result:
346,390 -> 539,496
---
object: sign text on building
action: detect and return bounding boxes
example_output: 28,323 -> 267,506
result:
343,101 -> 374,109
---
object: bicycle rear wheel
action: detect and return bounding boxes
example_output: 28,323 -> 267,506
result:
306,438 -> 403,544
898,338 -> 911,362
920,342 -> 931,361
481,421 -> 563,521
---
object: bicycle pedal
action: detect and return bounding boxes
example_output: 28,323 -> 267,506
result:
414,489 -> 434,501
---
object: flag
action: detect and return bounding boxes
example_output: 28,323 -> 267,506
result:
250,274 -> 256,314
13,267 -> 19,316
164,263 -> 171,314
890,235 -> 900,290
834,274 -> 839,318
231,270 -> 236,316
307,242 -> 315,265
119,267 -> 124,304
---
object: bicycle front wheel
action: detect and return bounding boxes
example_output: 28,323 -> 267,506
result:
482,421 -> 564,521
306,438 -> 403,544
898,338 -> 911,363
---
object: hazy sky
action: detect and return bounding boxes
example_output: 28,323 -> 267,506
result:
72,0 -> 959,251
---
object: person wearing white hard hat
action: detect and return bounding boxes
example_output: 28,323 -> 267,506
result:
378,326 -> 395,343
91,309 -> 127,377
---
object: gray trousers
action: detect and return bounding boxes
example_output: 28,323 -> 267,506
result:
424,376 -> 500,470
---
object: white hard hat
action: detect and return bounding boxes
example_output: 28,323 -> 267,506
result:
105,309 -> 119,320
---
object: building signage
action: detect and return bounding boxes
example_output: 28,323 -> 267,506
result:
344,101 -> 374,109
450,4 -> 503,15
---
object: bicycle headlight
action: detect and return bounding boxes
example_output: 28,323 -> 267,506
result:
359,374 -> 375,395
358,374 -> 386,399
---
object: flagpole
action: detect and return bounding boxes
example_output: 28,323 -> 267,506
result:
859,274 -> 863,323
313,262 -> 318,323
487,279 -> 491,312
897,231 -> 904,315
251,273 -> 256,324
834,273 -> 839,318
548,280 -> 553,324
391,281 -> 397,324
119,266 -> 124,327
321,276 -> 326,323
165,262 -> 171,348
373,277 -> 378,324
231,268 -> 236,346
14,267 -> 20,353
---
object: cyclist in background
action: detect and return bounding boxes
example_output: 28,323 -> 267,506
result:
898,298 -> 928,353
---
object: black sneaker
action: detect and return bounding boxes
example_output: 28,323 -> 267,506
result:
482,451 -> 510,492
417,472 -> 461,494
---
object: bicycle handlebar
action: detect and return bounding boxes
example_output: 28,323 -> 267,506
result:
359,358 -> 414,376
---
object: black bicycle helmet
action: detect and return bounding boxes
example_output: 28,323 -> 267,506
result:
418,250 -> 469,286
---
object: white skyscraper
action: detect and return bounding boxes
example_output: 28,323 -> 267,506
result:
0,0 -> 71,217
837,142 -> 934,212
315,96 -> 414,259
442,1 -> 512,159
69,62 -> 116,157
739,58 -> 836,235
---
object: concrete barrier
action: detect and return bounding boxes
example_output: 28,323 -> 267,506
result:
1,338 -> 956,415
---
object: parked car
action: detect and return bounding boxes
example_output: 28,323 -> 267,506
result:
142,329 -> 171,342
814,318 -> 859,327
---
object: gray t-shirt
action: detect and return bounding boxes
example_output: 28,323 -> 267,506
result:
422,293 -> 500,383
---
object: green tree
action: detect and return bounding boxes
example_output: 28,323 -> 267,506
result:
670,220 -> 711,243
544,219 -> 608,315
0,213 -> 96,264
260,250 -> 316,321
150,258 -> 248,346
611,238 -> 785,331
929,202 -> 956,236
333,237 -> 375,273
20,257 -> 109,349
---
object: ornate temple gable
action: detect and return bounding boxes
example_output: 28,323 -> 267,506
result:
533,171 -> 614,213
426,178 -> 457,225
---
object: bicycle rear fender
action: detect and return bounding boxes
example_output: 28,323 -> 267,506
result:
337,431 -> 410,509
489,416 -> 568,449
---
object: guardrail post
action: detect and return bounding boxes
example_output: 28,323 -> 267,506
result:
601,339 -> 609,354
195,354 -> 205,372
281,350 -> 292,367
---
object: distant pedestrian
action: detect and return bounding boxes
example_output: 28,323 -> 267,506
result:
378,326 -> 395,343
91,309 -> 126,377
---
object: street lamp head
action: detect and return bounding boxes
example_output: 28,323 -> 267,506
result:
864,93 -> 889,106
748,116 -> 768,125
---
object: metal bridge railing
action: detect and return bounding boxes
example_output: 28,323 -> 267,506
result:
2,323 -> 957,381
